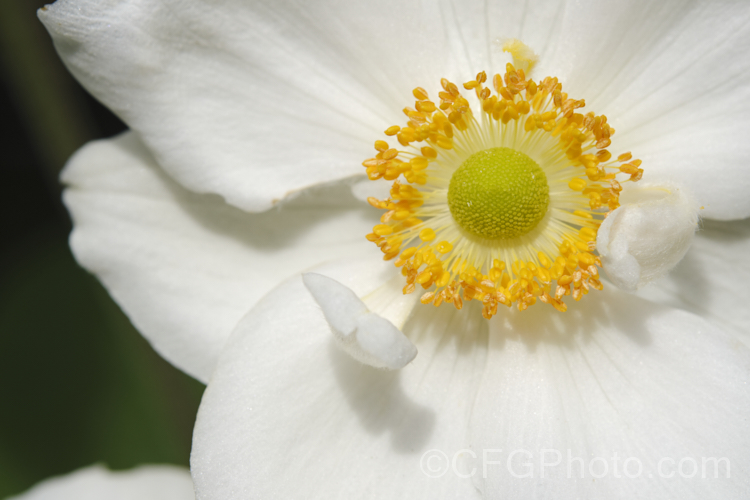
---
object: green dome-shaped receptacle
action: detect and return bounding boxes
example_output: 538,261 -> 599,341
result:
448,147 -> 549,239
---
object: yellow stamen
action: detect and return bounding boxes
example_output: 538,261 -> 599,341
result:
362,53 -> 642,318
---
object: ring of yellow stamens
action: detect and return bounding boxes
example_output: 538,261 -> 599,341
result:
363,65 -> 643,319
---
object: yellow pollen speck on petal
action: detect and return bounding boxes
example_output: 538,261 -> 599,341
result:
361,42 -> 643,318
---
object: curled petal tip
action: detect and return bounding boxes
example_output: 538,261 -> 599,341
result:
302,272 -> 417,369
597,182 -> 699,291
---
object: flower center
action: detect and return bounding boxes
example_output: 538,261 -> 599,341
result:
447,147 -> 549,239
361,40 -> 644,318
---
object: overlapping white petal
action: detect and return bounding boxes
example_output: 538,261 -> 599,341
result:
7,465 -> 193,500
470,288 -> 750,499
192,263 -> 750,499
191,260 -> 488,499
62,132 -> 380,382
40,0 -> 750,218
39,0 -> 452,212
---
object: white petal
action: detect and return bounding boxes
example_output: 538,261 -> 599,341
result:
538,0 -> 750,220
191,259 -> 487,499
597,182 -> 699,291
302,273 -> 417,370
38,0 -> 457,212
63,132 -> 380,382
471,288 -> 750,499
7,465 -> 193,500
638,218 -> 750,348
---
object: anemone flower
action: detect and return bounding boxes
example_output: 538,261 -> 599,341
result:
40,0 -> 750,498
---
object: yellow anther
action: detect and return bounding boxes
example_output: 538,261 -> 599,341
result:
416,100 -> 437,113
596,150 -> 612,162
421,146 -> 438,158
410,157 -> 429,170
373,224 -> 393,236
384,125 -> 400,136
374,140 -> 389,152
588,265 -> 599,279
436,241 -> 453,254
416,270 -> 432,284
538,251 -> 552,269
537,268 -> 551,283
400,247 -> 417,260
579,227 -> 597,241
435,136 -> 453,149
558,275 -> 573,286
577,252 -> 596,267
619,163 -> 640,175
382,148 -> 398,160
419,228 -> 436,241
568,178 -> 587,191
413,87 -> 429,100
436,272 -> 451,287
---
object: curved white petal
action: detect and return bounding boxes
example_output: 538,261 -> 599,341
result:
7,465 -> 193,500
191,259 -> 487,499
63,132 -> 380,382
638,217 -> 750,348
597,182 -> 699,291
38,0 -> 456,212
470,288 -> 750,499
536,0 -> 750,220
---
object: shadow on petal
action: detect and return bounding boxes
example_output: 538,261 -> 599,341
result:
492,287 -> 657,353
329,341 -> 436,453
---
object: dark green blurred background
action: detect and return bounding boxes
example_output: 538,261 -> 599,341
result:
0,0 -> 205,496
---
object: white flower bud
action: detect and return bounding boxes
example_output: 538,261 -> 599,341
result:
596,182 -> 699,291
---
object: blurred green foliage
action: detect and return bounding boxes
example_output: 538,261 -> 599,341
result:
0,0 -> 205,497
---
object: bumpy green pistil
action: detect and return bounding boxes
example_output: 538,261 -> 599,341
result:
448,147 -> 549,239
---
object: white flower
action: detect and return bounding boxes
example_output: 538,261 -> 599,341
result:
7,464 -> 193,500
40,0 -> 750,498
